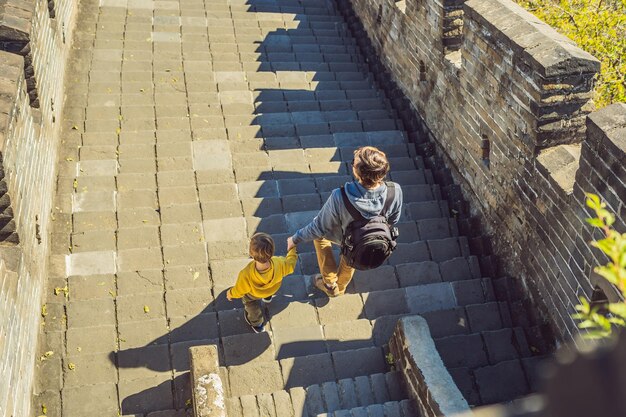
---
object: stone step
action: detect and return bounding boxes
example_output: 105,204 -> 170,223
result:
235,108 -> 394,126
227,15 -> 348,24
226,371 -> 407,416
211,276 -> 497,346
222,346 -> 391,397
315,399 -> 418,417
236,51 -> 366,64
237,61 -> 370,73
222,119 -> 401,139
434,327 -> 532,370
449,358 -> 532,406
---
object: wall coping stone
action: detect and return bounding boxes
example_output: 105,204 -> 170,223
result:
0,49 -> 22,150
189,345 -> 226,417
536,144 -> 581,195
397,315 -> 470,416
586,103 -> 626,154
0,0 -> 34,41
464,0 -> 600,78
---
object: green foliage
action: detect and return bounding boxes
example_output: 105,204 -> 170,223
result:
515,0 -> 626,108
571,194 -> 626,339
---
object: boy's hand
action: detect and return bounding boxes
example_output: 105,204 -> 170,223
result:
287,236 -> 295,251
226,289 -> 233,301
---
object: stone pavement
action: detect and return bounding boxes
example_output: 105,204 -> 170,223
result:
32,0 -> 550,415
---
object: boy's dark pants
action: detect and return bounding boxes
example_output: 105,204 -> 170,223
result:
242,294 -> 264,326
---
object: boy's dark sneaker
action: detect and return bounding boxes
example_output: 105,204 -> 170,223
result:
262,295 -> 274,304
243,312 -> 266,333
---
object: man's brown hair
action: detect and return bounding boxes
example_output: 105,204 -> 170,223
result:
249,232 -> 275,263
353,146 -> 390,188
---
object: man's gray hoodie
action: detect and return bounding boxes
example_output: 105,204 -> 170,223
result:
290,181 -> 403,245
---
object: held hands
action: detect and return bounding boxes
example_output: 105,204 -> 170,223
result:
287,236 -> 296,251
226,289 -> 233,301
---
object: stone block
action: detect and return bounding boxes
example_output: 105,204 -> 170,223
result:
354,375 -> 375,407
473,360 -> 529,404
435,334 -> 488,368
117,270 -> 164,296
332,346 -> 386,379
67,250 -> 117,276
165,287 -> 213,317
280,353 -> 335,389
395,261 -> 441,287
119,375 -> 174,414
66,325 -> 117,355
421,307 -> 469,338
62,383 -> 119,417
67,274 -> 115,300
273,324 -> 326,359
324,319 -> 374,352
117,344 -> 171,380
64,352 -> 118,387
118,247 -> 164,271
405,282 -> 457,314
362,289 -> 408,319
67,298 -> 115,328
352,266 -> 398,292
315,293 -> 364,324
222,332 -> 275,366
118,318 -> 169,347
228,361 -> 284,397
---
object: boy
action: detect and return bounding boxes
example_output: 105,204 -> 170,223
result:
287,146 -> 403,297
227,232 -> 298,333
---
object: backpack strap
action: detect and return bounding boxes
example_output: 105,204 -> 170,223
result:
381,182 -> 396,219
340,186 -> 365,221
341,183 -> 396,221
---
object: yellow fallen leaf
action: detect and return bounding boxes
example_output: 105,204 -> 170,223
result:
193,272 -> 200,280
73,179 -> 78,190
42,404 -> 47,415
143,305 -> 150,313
115,127 -> 121,135
71,125 -> 78,130
76,347 -> 82,352
39,351 -> 53,361
41,304 -> 47,317
68,362 -> 75,370
65,157 -> 73,161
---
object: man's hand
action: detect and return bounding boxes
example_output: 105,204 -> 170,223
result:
287,236 -> 295,251
226,289 -> 233,301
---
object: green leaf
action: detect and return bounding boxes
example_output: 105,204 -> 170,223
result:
586,218 -> 605,228
578,319 -> 599,329
594,238 -> 616,257
594,265 -> 619,285
608,303 -> 626,318
586,193 -> 601,210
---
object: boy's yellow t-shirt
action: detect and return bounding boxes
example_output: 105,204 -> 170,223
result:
229,247 -> 298,299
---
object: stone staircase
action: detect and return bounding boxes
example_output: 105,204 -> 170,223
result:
179,0 -> 550,416
43,0 -> 552,415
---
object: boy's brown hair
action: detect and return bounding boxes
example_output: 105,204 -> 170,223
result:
353,146 -> 390,188
249,232 -> 275,263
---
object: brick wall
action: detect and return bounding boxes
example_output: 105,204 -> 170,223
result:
338,0 -> 626,342
0,0 -> 77,414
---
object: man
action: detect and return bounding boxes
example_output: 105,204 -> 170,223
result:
287,146 -> 403,297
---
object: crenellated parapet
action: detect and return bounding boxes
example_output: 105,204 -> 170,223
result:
338,0 -> 624,342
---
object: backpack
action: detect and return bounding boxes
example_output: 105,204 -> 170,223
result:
340,182 -> 399,270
